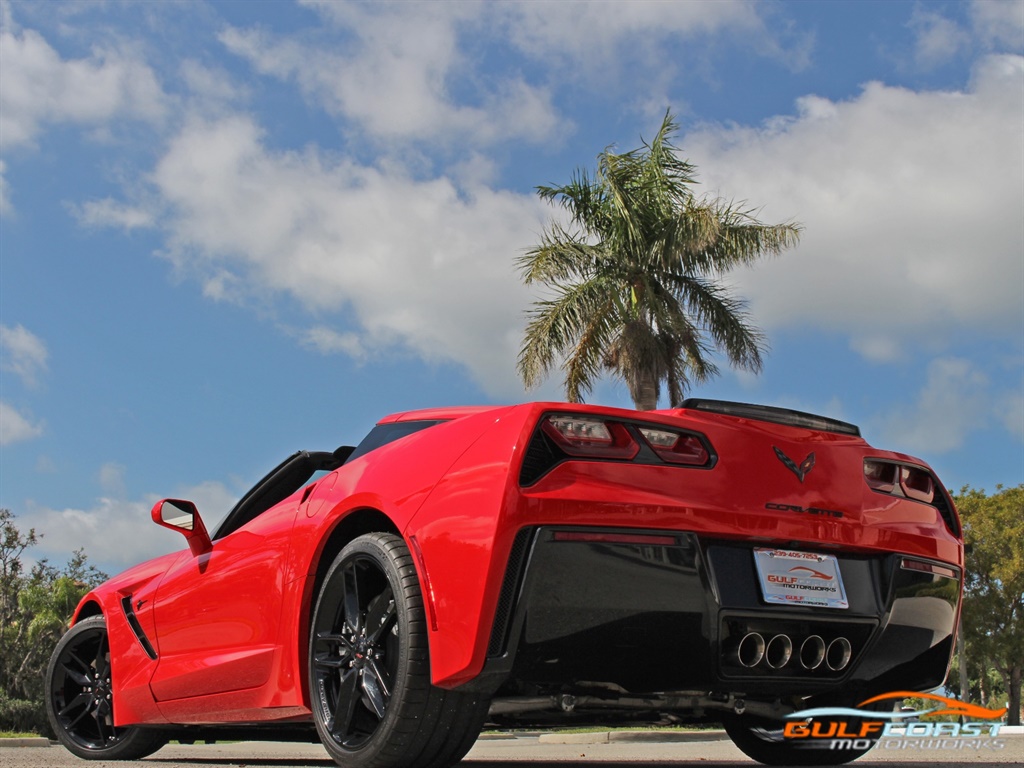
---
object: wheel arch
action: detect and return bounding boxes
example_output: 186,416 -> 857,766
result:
310,507 -> 402,601
72,599 -> 103,625
297,507 -> 402,704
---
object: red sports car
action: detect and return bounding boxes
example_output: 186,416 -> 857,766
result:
46,400 -> 963,766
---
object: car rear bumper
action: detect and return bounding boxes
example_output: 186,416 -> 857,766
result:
480,526 -> 959,703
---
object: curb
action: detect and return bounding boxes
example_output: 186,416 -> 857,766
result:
539,729 -> 728,744
0,738 -> 52,748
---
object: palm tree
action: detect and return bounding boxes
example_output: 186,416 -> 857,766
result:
517,111 -> 801,410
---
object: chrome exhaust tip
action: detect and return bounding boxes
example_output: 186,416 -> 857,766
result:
737,632 -> 766,668
799,635 -> 826,670
826,637 -> 852,671
765,634 -> 793,669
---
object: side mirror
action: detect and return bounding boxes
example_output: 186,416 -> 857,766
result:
151,499 -> 213,557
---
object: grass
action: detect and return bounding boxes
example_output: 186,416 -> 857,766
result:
0,731 -> 42,739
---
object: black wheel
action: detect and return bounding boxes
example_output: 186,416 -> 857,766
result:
309,533 -> 489,768
722,712 -> 876,766
46,616 -> 166,760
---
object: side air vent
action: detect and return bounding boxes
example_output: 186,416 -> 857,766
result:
518,429 -> 565,486
682,399 -> 861,437
930,488 -> 961,538
120,595 -> 157,660
487,528 -> 536,657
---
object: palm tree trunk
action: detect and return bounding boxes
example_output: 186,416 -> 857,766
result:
631,373 -> 660,411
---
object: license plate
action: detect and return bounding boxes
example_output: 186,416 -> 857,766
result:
753,548 -> 849,609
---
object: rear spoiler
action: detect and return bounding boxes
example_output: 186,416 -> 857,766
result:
679,399 -> 861,437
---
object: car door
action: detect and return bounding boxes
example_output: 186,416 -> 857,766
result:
147,495 -> 301,702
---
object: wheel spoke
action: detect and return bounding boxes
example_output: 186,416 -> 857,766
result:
94,633 -> 109,673
93,707 -> 109,743
61,663 -> 92,688
364,587 -> 395,645
58,692 -> 92,718
314,653 -> 347,670
342,564 -> 362,635
65,650 -> 93,674
316,630 -> 353,649
362,661 -> 391,719
330,669 -> 361,740
63,701 -> 94,731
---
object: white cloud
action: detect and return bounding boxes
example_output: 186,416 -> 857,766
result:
850,335 -> 904,365
0,401 -> 44,445
301,327 -> 367,361
875,358 -> 990,454
70,197 -> 155,230
0,23 -> 167,152
23,496 -> 175,572
0,158 -> 10,214
909,8 -> 972,68
238,1 -> 811,148
178,59 -> 248,116
970,0 -> 1024,51
98,462 -> 127,497
1000,389 -> 1024,440
0,323 -> 48,387
21,479 -> 240,572
684,54 -> 1024,359
146,114 -> 547,397
498,0 -> 812,74
905,1 -> 1023,70
220,3 -> 562,149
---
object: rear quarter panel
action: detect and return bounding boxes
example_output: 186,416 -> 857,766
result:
284,406 -> 520,695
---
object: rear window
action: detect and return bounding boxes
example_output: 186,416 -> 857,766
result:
346,420 -> 445,463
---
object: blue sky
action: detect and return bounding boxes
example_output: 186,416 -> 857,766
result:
1,0 -> 1021,575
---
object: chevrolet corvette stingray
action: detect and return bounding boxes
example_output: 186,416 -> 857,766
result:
46,400 -> 963,767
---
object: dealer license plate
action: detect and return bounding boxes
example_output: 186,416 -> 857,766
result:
753,548 -> 849,609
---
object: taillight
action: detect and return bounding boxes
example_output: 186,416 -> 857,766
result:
900,466 -> 935,504
541,415 -> 639,460
864,459 -> 936,504
519,413 -> 716,486
863,459 -> 954,534
863,459 -> 897,493
639,427 -> 710,466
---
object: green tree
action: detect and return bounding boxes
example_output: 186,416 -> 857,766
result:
518,110 -> 801,409
955,485 -> 1023,725
0,509 -> 106,734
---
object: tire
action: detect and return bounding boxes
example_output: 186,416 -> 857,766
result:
46,616 -> 166,760
309,533 -> 489,768
722,712 -> 876,766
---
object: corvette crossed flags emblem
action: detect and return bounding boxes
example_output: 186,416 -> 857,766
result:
773,446 -> 816,483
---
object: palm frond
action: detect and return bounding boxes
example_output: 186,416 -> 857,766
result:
662,272 -> 767,372
518,109 -> 799,406
517,276 -> 620,392
517,228 -> 599,285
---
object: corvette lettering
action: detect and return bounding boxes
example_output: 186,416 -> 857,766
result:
765,502 -> 844,518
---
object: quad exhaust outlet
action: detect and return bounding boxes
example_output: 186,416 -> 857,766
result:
734,632 -> 851,672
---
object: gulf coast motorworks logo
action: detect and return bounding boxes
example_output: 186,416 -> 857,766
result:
777,691 -> 1008,753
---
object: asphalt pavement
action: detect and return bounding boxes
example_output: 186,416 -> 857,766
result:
1,730 -> 1020,768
